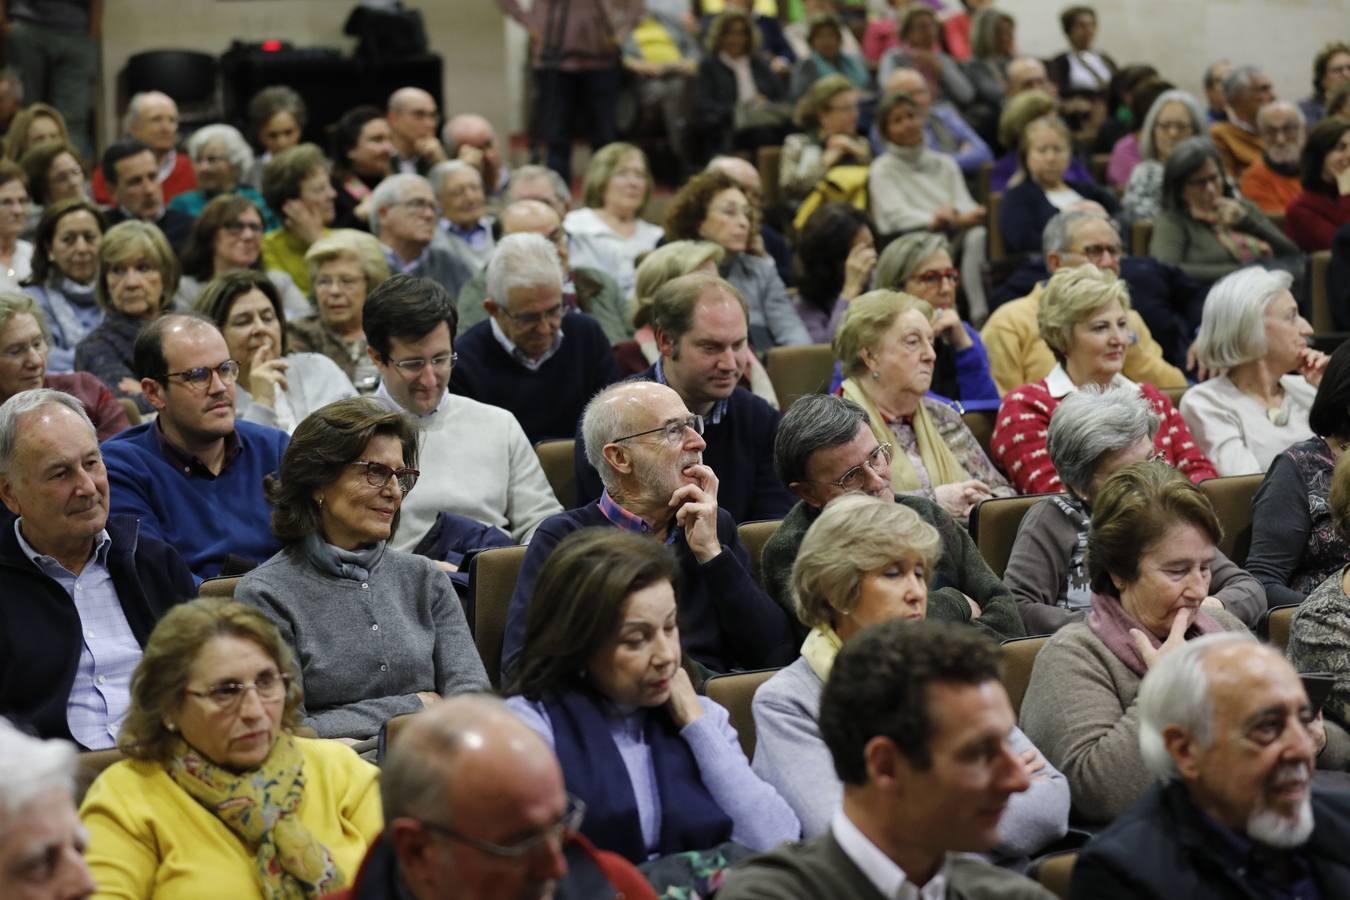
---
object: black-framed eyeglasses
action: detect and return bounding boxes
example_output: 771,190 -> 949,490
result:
161,359 -> 240,390
612,414 -> 704,445
501,304 -> 565,327
812,442 -> 893,492
184,671 -> 290,711
390,352 -> 456,375
420,795 -> 585,859
351,460 -> 420,494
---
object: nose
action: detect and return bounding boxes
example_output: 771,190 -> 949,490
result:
1298,316 -> 1314,337
415,363 -> 440,390
999,740 -> 1032,795
653,630 -> 679,668
904,576 -> 927,609
919,340 -> 936,363
237,684 -> 267,720
684,427 -> 706,453
60,847 -> 97,898
530,835 -> 569,885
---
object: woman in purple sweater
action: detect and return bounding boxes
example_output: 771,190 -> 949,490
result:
504,528 -> 799,868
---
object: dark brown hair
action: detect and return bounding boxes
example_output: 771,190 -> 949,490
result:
663,169 -> 743,242
181,194 -> 267,281
26,198 -> 104,287
261,142 -> 326,214
265,396 -> 421,545
193,269 -> 288,355
18,140 -> 79,205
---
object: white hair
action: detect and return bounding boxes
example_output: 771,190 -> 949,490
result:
1137,632 -> 1259,783
1137,89 -> 1208,160
427,159 -> 481,198
0,718 -> 77,827
485,232 -> 562,306
123,91 -> 175,135
1256,100 -> 1305,130
581,383 -> 641,494
504,164 -> 571,209
1191,266 -> 1296,370
0,389 -> 95,477
368,173 -> 433,236
1047,386 -> 1159,498
186,123 -> 254,176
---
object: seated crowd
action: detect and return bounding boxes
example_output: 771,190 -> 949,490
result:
7,3 -> 1350,898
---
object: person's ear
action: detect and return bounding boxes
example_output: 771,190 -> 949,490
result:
0,474 -> 21,517
601,442 -> 634,477
863,735 -> 907,795
1046,251 -> 1063,272
388,819 -> 438,886
655,327 -> 677,360
789,480 -> 824,508
1164,724 -> 1204,781
141,377 -> 167,413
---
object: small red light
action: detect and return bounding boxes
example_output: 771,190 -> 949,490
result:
261,40 -> 282,52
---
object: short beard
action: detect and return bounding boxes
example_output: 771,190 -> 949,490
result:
1246,794 -> 1314,849
1266,145 -> 1301,167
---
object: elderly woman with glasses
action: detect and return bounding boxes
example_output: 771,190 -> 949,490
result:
752,494 -> 1069,859
80,598 -> 382,898
288,229 -> 390,392
169,124 -> 277,229
176,194 -> 308,315
563,143 -> 663,302
993,265 -> 1217,495
1006,388 -> 1266,635
780,74 -> 870,208
834,289 -> 1012,522
1181,267 -> 1325,475
237,397 -> 488,744
1119,89 -> 1207,229
194,271 -> 356,433
506,527 -> 799,872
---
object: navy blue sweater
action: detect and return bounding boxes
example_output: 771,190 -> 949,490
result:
573,367 -> 796,522
997,178 -> 1119,257
0,515 -> 196,747
450,313 -> 621,445
501,502 -> 796,681
102,421 -> 289,580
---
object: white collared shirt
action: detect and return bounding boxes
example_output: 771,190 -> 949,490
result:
831,811 -> 950,900
374,379 -> 447,420
1044,363 -> 1136,400
488,316 -> 563,371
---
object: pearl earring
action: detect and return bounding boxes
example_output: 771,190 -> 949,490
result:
871,370 -> 881,381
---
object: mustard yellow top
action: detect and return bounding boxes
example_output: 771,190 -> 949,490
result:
979,283 -> 1187,396
80,737 -> 381,900
262,228 -> 330,298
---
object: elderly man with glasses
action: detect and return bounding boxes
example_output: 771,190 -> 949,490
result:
365,274 -> 560,560
450,233 -> 619,445
0,389 -> 194,750
500,379 -> 796,683
759,393 -> 1024,642
1239,101 -> 1308,215
369,173 -> 475,304
328,694 -> 655,900
100,314 -> 290,581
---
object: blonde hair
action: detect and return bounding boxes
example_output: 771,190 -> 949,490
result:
795,74 -> 855,131
304,228 -> 391,294
581,142 -> 651,212
632,240 -> 725,328
96,220 -> 179,312
791,494 -> 941,629
833,289 -> 933,379
1036,264 -> 1131,363
0,291 -> 48,339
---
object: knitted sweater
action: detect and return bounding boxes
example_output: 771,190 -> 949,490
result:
1019,611 -> 1247,825
455,265 -> 633,346
501,502 -> 796,679
1004,496 -> 1267,635
868,143 -> 978,236
237,545 -> 489,739
449,314 -> 621,445
1149,202 -> 1298,284
992,369 -> 1217,495
1238,158 -> 1302,216
101,421 -> 289,579
379,391 -> 562,551
74,309 -> 153,414
752,656 -> 1069,857
760,497 -> 1026,643
262,227 -> 331,297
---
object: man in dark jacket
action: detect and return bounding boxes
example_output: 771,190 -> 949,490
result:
0,388 -> 194,749
1071,635 -> 1350,899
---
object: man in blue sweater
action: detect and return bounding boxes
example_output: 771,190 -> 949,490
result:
575,270 -> 795,522
450,232 -> 620,444
101,314 -> 289,580
502,379 -> 795,682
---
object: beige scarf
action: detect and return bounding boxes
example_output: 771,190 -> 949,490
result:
841,377 -> 970,493
801,625 -> 845,682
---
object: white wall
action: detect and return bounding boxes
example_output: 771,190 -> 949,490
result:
100,0 -> 1345,151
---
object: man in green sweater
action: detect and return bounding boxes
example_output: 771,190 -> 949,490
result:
761,393 -> 1025,640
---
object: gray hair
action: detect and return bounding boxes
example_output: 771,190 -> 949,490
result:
1138,632 -> 1259,782
505,164 -> 571,209
368,173 -> 433,236
485,232 -> 563,306
1192,267 -> 1296,370
0,389 -> 96,477
427,159 -> 482,197
874,232 -> 949,291
1137,89 -> 1208,160
774,394 -> 871,485
582,383 -> 643,493
186,123 -> 255,176
0,291 -> 48,341
1047,386 -> 1160,498
1256,100 -> 1305,130
1042,208 -> 1113,256
123,91 -> 175,135
1222,65 -> 1264,104
0,717 -> 77,826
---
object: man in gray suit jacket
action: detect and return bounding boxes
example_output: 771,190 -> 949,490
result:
718,620 -> 1055,899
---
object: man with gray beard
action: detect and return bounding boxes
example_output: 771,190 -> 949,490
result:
1070,634 -> 1350,899
1240,102 -> 1307,215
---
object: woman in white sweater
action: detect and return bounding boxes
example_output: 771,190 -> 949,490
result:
868,91 -> 990,323
1181,267 -> 1328,475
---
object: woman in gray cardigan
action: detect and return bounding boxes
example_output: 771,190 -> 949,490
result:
751,494 -> 1070,865
237,397 -> 488,742
1149,137 -> 1301,286
1005,387 -> 1266,635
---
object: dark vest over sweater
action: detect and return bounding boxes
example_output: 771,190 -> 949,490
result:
0,514 -> 196,747
573,365 -> 795,522
450,313 -> 620,445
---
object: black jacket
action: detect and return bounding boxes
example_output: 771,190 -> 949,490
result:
694,54 -> 785,133
0,514 -> 196,747
1071,781 -> 1350,899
